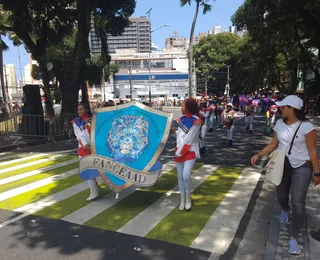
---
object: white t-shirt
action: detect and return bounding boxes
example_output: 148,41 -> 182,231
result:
274,119 -> 316,168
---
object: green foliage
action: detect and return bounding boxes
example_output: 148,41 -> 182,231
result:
232,0 -> 320,94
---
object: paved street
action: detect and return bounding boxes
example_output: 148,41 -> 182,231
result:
0,110 -> 319,260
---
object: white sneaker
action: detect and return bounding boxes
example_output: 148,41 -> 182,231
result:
179,195 -> 185,211
185,193 -> 192,210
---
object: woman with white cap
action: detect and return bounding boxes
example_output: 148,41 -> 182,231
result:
251,95 -> 320,255
222,103 -> 237,146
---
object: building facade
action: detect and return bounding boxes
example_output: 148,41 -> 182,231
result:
192,32 -> 206,45
90,16 -> 151,55
3,64 -> 18,98
165,30 -> 189,52
90,50 -> 189,100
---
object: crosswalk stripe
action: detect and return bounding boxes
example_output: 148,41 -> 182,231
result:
0,158 -> 78,186
0,155 -> 63,174
62,186 -> 136,225
0,182 -> 89,229
0,169 -> 78,202
190,167 -> 261,253
14,182 -> 89,215
62,161 -> 176,225
0,154 -> 19,162
0,153 -> 48,167
118,165 -> 219,237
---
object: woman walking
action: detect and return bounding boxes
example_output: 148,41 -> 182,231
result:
173,98 -> 202,211
251,95 -> 320,255
72,103 -> 101,201
222,103 -> 237,146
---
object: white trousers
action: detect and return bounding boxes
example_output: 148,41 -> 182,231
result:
227,126 -> 234,141
200,125 -> 207,147
176,159 -> 196,195
245,115 -> 254,131
209,112 -> 215,129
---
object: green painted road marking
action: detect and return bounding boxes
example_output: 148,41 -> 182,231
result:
145,167 -> 242,247
0,162 -> 78,193
0,156 -> 76,180
0,154 -> 52,170
85,163 -> 203,231
0,174 -> 83,211
34,184 -> 110,219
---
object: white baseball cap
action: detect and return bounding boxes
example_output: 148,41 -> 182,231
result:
226,103 -> 233,107
275,95 -> 303,110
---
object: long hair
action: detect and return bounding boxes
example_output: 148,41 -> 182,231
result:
294,108 -> 308,121
78,102 -> 92,117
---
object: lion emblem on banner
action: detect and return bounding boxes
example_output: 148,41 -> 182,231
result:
107,115 -> 149,162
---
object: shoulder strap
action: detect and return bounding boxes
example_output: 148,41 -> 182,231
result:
287,122 -> 303,155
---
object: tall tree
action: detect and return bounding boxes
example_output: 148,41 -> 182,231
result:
180,0 -> 214,97
0,0 -> 136,114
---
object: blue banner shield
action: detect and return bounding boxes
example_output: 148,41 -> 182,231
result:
79,102 -> 172,192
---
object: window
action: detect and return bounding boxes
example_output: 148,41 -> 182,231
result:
126,95 -> 132,99
173,94 -> 178,97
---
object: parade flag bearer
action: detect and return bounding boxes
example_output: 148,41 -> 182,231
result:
72,103 -> 101,201
173,99 -> 202,211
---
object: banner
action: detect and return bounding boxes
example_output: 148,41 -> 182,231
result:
79,102 -> 173,192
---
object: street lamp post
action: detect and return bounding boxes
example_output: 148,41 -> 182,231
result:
146,8 -> 170,106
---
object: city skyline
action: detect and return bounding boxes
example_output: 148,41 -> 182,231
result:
2,0 -> 244,80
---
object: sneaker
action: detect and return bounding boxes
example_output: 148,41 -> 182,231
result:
279,210 -> 289,224
289,239 -> 301,255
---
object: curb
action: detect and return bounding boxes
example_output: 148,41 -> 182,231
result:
0,138 -> 48,153
263,200 -> 281,260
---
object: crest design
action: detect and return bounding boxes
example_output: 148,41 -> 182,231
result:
79,102 -> 172,193
107,115 -> 149,162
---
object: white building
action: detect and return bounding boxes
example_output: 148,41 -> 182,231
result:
92,49 -> 189,100
3,64 -> 19,99
24,64 -> 33,85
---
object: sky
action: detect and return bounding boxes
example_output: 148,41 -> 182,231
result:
3,0 -> 244,80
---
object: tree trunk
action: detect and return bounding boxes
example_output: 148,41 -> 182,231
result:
81,81 -> 89,105
0,36 -> 10,116
60,78 -> 79,114
188,1 -> 200,98
113,74 -> 116,98
71,0 -> 91,104
39,63 -> 54,116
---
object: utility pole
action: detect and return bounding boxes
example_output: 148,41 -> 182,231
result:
18,47 -> 23,88
128,65 -> 133,102
146,8 -> 152,106
205,76 -> 208,99
225,65 -> 231,97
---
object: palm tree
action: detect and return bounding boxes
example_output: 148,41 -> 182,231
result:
180,0 -> 213,97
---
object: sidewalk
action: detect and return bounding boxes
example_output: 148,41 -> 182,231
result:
262,116 -> 320,260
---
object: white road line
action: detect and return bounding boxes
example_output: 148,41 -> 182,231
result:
62,186 -> 137,225
0,158 -> 78,186
62,161 -> 176,225
0,169 -> 78,202
14,182 -> 89,214
0,155 -> 63,174
0,182 -> 89,229
118,164 -> 219,237
190,167 -> 261,253
0,153 -> 48,167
